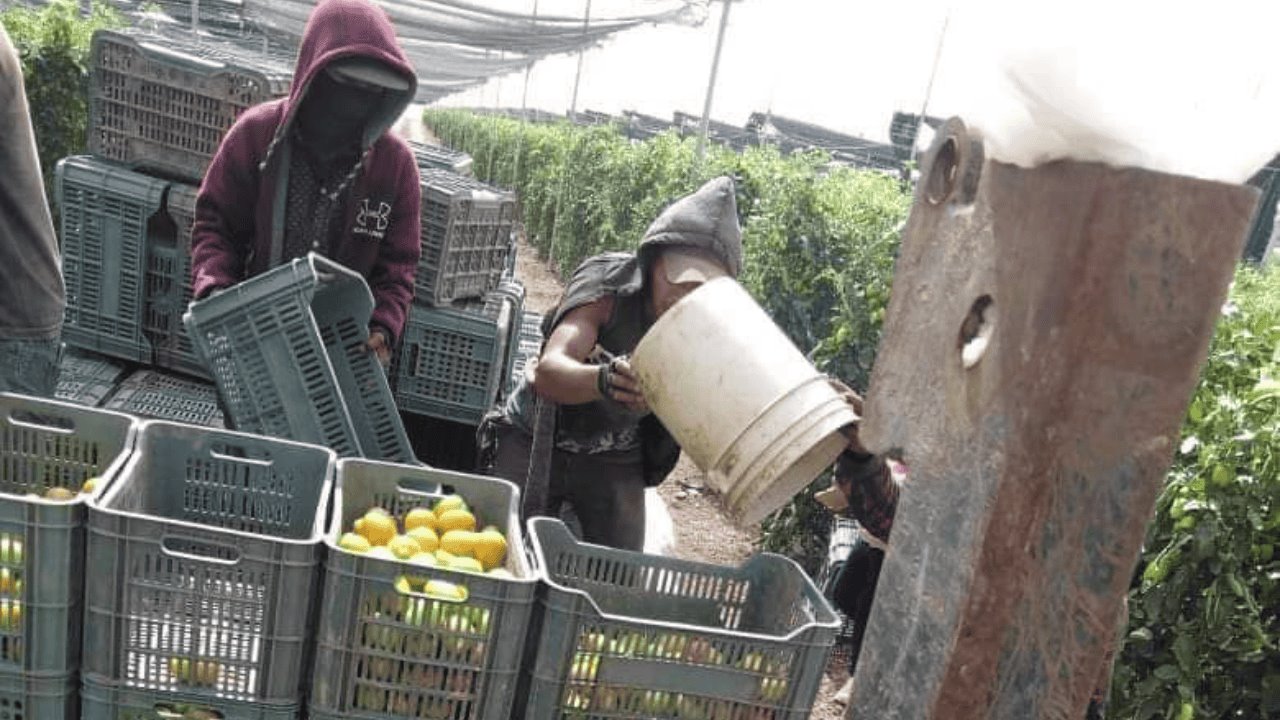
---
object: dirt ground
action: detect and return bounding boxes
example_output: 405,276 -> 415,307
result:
508,230 -> 850,719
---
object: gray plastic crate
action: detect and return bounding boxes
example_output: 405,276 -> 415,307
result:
89,28 -> 292,182
0,669 -> 77,720
102,369 -> 224,428
184,253 -> 415,462
56,156 -> 166,364
506,311 -> 544,399
144,183 -> 208,380
54,348 -> 129,407
525,518 -> 840,719
409,141 -> 474,176
392,296 -> 513,425
415,170 -> 517,306
308,459 -> 537,720
81,674 -> 298,720
0,394 -> 136,676
83,421 -> 335,710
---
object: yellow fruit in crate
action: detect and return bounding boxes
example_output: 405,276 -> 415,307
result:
407,526 -> 439,554
394,575 -> 413,595
194,660 -> 221,687
487,568 -> 514,580
81,477 -> 100,495
436,508 -> 476,533
337,533 -> 372,553
353,512 -> 396,546
434,549 -> 457,567
404,507 -> 436,531
168,657 -> 191,683
440,530 -> 476,557
433,494 -> 467,515
0,568 -> 11,594
387,535 -> 420,560
43,487 -> 75,501
9,603 -> 19,630
410,552 -> 437,567
449,556 -> 484,574
473,527 -> 507,570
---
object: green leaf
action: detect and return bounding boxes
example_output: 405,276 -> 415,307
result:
1154,665 -> 1181,681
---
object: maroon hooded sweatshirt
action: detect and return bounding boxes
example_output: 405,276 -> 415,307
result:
191,0 -> 421,343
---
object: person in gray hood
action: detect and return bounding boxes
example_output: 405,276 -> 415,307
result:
486,176 -> 743,551
0,26 -> 65,396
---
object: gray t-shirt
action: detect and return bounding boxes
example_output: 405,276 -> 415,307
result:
0,27 -> 64,338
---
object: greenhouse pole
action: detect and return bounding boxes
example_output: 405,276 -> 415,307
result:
568,0 -> 593,121
696,0 -> 734,163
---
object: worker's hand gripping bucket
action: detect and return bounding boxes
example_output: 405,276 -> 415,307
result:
632,277 -> 857,523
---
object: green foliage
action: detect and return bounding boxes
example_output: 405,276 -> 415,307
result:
1,0 -> 121,201
1113,264 -> 1280,719
426,108 -> 911,573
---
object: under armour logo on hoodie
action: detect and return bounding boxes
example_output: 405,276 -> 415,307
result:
354,198 -> 391,239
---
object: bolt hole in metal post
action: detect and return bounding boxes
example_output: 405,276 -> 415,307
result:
958,294 -> 995,369
926,136 -> 960,205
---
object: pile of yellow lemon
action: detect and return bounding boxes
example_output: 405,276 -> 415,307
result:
337,494 -> 510,577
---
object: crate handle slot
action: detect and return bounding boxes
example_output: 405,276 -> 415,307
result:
153,701 -> 224,719
160,536 -> 243,566
7,409 -> 75,434
208,445 -> 274,467
395,477 -> 446,499
395,574 -> 470,604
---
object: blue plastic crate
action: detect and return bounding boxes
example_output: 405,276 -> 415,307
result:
56,156 -> 165,365
102,369 -> 224,428
392,297 -> 513,425
185,253 -> 415,462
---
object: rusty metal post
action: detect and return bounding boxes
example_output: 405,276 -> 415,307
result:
849,118 -> 1258,719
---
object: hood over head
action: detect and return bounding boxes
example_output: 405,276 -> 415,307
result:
638,175 -> 743,278
264,0 -> 417,167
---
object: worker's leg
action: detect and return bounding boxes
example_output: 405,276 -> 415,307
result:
0,337 -> 61,396
563,449 -> 645,551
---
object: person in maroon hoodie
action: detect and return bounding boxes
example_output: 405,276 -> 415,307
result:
191,0 -> 422,365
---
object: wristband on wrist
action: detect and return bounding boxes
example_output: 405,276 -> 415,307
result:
596,364 -> 612,400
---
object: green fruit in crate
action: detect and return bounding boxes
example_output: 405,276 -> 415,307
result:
408,526 -> 439,553
423,579 -> 464,601
449,556 -> 484,574
388,534 -> 421,560
338,532 -> 372,553
433,494 -> 467,515
168,657 -> 191,683
81,477 -> 100,494
193,660 -> 221,687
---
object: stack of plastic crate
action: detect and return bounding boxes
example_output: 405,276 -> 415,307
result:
415,168 -> 519,307
0,394 -> 136,717
57,27 -> 291,383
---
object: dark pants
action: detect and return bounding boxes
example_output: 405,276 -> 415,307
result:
0,337 -> 61,397
831,541 -> 885,673
491,424 -> 646,551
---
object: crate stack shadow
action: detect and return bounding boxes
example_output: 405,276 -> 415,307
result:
53,26 -> 294,428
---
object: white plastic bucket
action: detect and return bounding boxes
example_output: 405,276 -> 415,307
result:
632,278 -> 857,523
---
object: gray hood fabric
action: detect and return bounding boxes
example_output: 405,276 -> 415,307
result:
0,26 -> 64,337
543,176 -> 743,335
